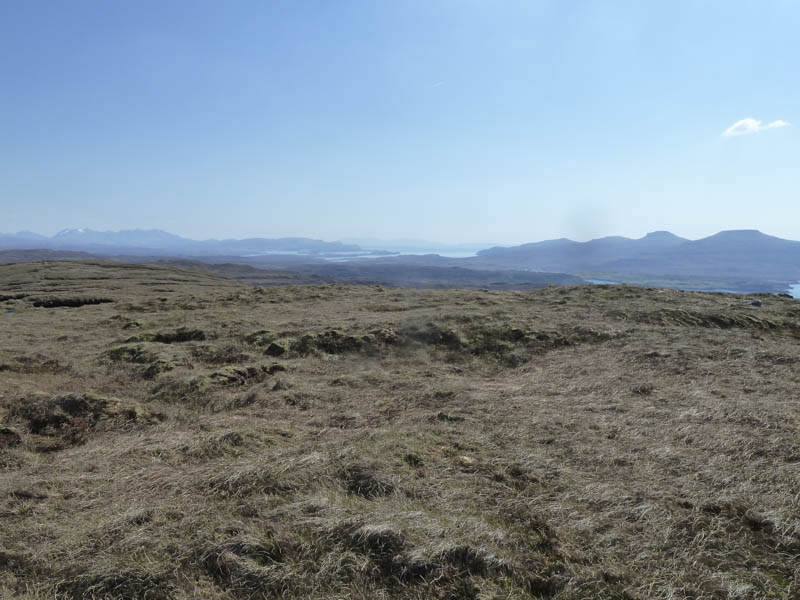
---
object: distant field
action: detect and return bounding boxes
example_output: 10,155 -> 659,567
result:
1,261 -> 799,599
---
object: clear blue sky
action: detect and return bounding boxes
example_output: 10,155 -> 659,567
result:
1,1 -> 797,243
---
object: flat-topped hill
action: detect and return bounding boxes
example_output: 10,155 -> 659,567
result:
1,262 -> 799,598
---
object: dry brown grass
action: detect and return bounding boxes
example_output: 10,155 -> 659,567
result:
1,262 -> 799,599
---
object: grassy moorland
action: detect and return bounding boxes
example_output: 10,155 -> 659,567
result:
1,260 -> 799,599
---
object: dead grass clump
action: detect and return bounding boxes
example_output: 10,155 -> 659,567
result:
464,324 -> 524,357
329,375 -> 362,388
632,307 -> 782,330
205,529 -> 294,569
208,365 -> 269,387
372,327 -> 401,344
498,506 -> 559,554
403,453 -> 423,468
104,345 -> 175,379
314,330 -> 365,354
104,344 -> 158,364
152,327 -> 207,343
5,393 -> 163,450
191,343 -> 251,365
308,518 -> 521,596
292,330 -> 366,356
398,544 -> 511,587
631,383 -> 655,395
401,322 -> 464,349
199,545 -> 292,598
272,379 -> 293,392
395,320 -> 614,367
0,354 -> 69,374
243,329 -> 276,346
151,376 -> 209,405
56,568 -> 172,600
434,411 -> 465,423
328,521 -> 407,578
492,463 -> 541,490
0,426 -> 22,448
141,360 -> 176,380
180,430 -> 248,461
0,549 -> 26,575
210,465 -> 296,497
339,464 -> 396,498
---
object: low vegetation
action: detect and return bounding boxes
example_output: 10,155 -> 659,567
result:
1,261 -> 799,599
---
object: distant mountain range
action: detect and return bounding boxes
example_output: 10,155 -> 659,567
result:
0,228 -> 362,256
470,229 -> 800,292
476,230 -> 689,270
2,227 -> 799,293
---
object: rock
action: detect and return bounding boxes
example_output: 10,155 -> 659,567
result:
0,426 -> 21,448
750,300 -> 762,307
457,455 -> 477,467
265,340 -> 289,357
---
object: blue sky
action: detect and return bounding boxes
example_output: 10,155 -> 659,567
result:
1,1 -> 797,243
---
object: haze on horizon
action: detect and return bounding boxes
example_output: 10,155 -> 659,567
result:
1,1 -> 797,245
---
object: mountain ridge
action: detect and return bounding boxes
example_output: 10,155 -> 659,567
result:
0,228 -> 362,256
470,229 -> 800,292
3,228 -> 800,293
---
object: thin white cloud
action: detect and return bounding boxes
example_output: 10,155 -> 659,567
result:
723,118 -> 791,137
767,119 -> 791,129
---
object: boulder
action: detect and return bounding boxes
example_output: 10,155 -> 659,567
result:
265,339 -> 289,357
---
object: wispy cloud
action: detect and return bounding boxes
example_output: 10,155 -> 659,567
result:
722,118 -> 791,137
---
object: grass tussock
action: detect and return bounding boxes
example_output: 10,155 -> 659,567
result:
3,392 -> 163,452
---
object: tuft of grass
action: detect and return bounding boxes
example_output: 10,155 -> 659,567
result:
152,327 -> 207,343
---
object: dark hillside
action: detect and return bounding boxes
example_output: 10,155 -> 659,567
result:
475,230 -> 800,292
601,230 -> 800,283
477,231 -> 689,271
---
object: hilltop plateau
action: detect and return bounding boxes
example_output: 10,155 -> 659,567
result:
1,261 -> 799,599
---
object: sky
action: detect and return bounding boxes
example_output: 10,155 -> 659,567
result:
1,1 -> 798,244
